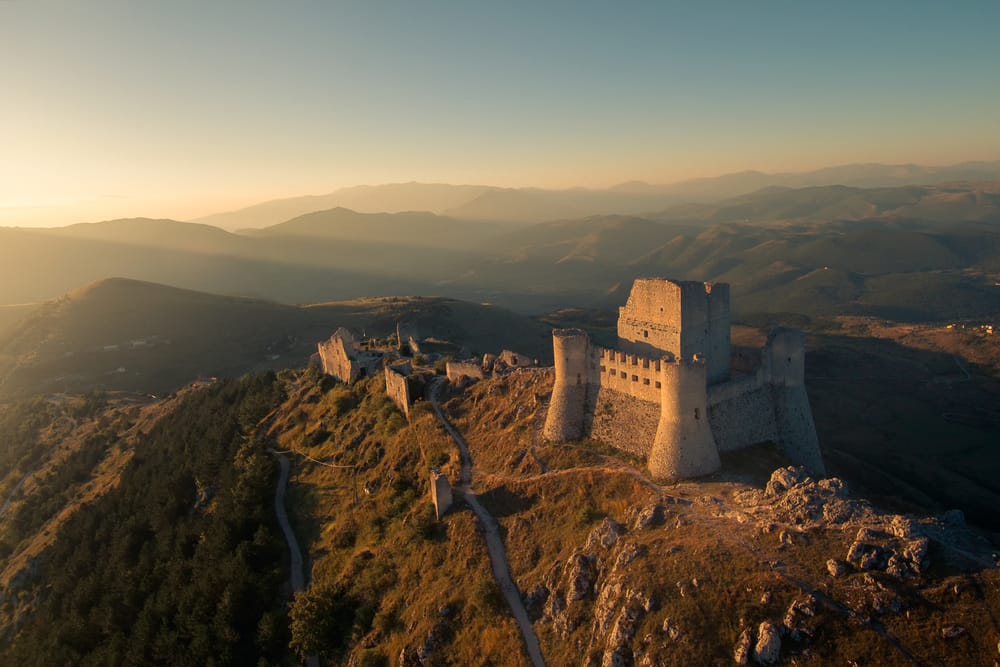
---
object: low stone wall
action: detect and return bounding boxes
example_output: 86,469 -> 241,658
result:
446,361 -> 484,383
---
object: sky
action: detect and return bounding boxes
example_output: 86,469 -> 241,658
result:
2,0 -> 999,226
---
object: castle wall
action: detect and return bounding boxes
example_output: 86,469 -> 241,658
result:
590,346 -> 662,404
708,385 -> 779,452
706,283 -> 731,384
586,385 -> 660,458
772,386 -> 826,475
385,365 -> 412,420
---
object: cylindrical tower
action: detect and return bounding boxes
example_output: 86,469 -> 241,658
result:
648,356 -> 721,479
542,328 -> 590,442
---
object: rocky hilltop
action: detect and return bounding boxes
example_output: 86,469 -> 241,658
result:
0,366 -> 997,665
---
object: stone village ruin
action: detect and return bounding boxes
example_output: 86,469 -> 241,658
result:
317,277 -> 824,489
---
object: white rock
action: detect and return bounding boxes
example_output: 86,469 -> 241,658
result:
753,621 -> 782,665
733,626 -> 753,665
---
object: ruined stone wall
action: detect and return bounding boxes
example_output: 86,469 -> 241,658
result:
430,470 -> 452,520
318,331 -> 358,383
586,385 -> 660,458
384,366 -> 412,420
446,361 -> 484,383
499,350 -> 536,368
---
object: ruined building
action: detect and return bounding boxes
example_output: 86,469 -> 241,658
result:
317,328 -> 384,383
317,329 -> 423,420
543,278 -> 824,480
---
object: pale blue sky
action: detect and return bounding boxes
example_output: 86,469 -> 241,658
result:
2,1 -> 998,225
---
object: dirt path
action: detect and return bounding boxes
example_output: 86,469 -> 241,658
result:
429,379 -> 547,667
270,451 -> 319,667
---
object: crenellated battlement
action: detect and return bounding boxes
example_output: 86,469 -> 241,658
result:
543,278 -> 824,480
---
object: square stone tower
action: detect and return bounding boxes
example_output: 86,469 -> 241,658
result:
616,278 -> 731,385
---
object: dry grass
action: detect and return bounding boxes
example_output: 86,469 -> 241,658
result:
438,365 -> 1000,666
269,370 -> 526,665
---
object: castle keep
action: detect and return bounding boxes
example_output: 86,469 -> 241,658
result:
543,278 -> 824,480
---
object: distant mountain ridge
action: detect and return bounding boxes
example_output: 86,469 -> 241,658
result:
195,160 -> 1000,228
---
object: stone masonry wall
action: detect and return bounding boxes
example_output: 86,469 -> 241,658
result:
591,346 -> 662,404
446,361 -> 484,383
617,279 -> 683,359
318,331 -> 358,383
773,386 -> 826,474
586,385 -> 660,458
384,366 -> 411,420
707,385 -> 779,452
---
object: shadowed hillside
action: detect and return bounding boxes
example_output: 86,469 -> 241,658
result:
0,278 -> 552,398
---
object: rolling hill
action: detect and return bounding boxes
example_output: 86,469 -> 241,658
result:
247,207 -> 511,249
0,278 -> 553,398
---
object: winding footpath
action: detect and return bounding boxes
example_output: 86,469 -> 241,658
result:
429,379 -> 547,667
270,451 -> 319,667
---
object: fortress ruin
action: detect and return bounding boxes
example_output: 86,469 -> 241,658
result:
543,278 -> 825,480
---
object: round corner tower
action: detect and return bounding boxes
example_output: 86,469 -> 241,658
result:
647,355 -> 721,480
542,328 -> 590,442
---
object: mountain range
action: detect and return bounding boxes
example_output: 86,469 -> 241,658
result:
3,181 -> 1000,320
195,160 -> 1000,229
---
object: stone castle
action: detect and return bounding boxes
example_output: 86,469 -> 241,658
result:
543,278 -> 825,480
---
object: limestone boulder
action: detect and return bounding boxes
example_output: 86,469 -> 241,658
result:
587,517 -> 624,551
565,552 -> 598,602
733,626 -> 754,665
752,621 -> 782,665
826,559 -> 846,577
765,466 -> 809,496
631,504 -> 666,530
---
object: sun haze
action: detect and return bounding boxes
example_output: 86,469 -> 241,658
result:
1,0 -> 999,226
